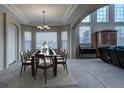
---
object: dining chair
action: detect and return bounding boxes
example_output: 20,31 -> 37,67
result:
24,49 -> 32,61
27,49 -> 32,58
35,54 -> 54,85
57,48 -> 65,60
57,49 -> 68,74
20,51 -> 32,76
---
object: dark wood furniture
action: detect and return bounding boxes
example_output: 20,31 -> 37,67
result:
98,45 -> 110,63
56,50 -> 68,74
20,51 -> 32,76
98,45 -> 124,69
108,46 -> 121,67
35,53 -> 54,84
31,49 -> 57,78
57,48 -> 65,60
95,30 -> 117,57
96,30 -> 117,46
116,46 -> 124,68
79,43 -> 96,58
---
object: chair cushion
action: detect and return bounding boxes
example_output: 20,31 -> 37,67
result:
38,62 -> 53,66
57,56 -> 63,59
57,59 -> 64,62
57,55 -> 62,57
25,60 -> 31,63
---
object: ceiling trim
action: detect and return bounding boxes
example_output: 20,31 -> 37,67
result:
62,4 -> 79,24
3,4 -> 29,24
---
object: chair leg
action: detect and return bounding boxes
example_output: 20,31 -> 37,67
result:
24,65 -> 26,71
35,63 -> 38,80
34,68 -> 38,80
20,65 -> 23,77
44,69 -> 47,84
53,66 -> 55,76
63,64 -> 65,70
65,64 -> 68,75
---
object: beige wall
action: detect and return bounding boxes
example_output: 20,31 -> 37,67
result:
0,11 -> 22,70
0,12 -> 4,70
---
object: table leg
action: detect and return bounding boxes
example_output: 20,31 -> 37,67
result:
54,56 -> 57,76
31,57 -> 35,77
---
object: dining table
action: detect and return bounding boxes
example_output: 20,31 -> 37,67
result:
31,49 -> 57,78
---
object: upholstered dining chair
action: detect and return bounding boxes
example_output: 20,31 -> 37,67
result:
57,48 -> 65,60
56,50 -> 68,74
20,51 -> 32,76
24,49 -> 36,62
35,54 -> 54,85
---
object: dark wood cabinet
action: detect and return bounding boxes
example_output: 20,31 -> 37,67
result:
96,30 -> 117,47
95,30 -> 117,57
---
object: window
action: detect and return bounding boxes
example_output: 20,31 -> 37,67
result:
115,4 -> 124,22
36,32 -> 57,49
97,6 -> 109,22
61,31 -> 68,49
79,26 -> 91,44
115,26 -> 124,46
81,15 -> 91,22
24,32 -> 32,49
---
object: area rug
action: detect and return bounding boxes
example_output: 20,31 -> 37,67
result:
8,65 -> 79,88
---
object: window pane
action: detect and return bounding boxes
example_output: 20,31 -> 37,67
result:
97,6 -> 109,22
24,32 -> 32,49
81,15 -> 91,22
79,26 -> 91,44
36,32 -> 57,49
115,26 -> 124,46
115,4 -> 124,22
61,31 -> 67,49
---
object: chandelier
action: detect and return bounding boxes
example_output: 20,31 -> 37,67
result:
37,11 -> 50,31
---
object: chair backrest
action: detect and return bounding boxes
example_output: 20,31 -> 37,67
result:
35,54 -> 46,66
59,48 -> 63,54
60,48 -> 63,51
63,50 -> 68,62
20,51 -> 25,63
58,48 -> 65,57
27,49 -> 31,57
23,50 -> 28,60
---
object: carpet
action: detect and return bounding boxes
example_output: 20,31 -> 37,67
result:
68,59 -> 124,88
8,65 -> 79,88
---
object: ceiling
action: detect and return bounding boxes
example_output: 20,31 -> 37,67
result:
13,4 -> 73,26
0,4 -> 106,27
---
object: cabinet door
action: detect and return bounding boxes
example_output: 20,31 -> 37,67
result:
96,32 -> 101,47
108,32 -> 117,45
101,32 -> 108,45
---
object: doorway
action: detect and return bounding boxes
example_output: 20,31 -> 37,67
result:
6,25 -> 17,67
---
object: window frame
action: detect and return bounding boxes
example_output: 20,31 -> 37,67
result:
36,31 -> 57,49
79,25 -> 91,44
24,31 -> 32,50
61,31 -> 68,49
96,5 -> 109,22
115,25 -> 124,46
115,4 -> 124,22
